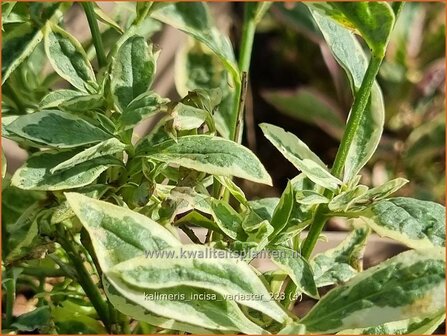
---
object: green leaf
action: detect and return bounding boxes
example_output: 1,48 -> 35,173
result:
151,2 -> 238,80
328,185 -> 368,212
10,306 -> 50,333
246,2 -> 272,24
215,175 -> 248,205
169,103 -> 210,132
360,197 -> 445,249
175,38 -> 229,98
59,94 -> 105,113
2,3 -> 66,83
2,23 -> 43,84
241,214 -> 273,251
249,197 -> 279,222
137,135 -> 272,185
260,123 -> 340,190
175,37 -> 235,139
50,138 -> 126,173
51,185 -> 111,225
210,199 -> 242,239
295,190 -> 330,206
44,23 -> 97,93
278,322 -> 306,335
337,312 -> 446,335
103,277 -> 214,334
1,2 -> 18,25
271,3 -> 322,42
301,248 -> 445,333
262,88 -> 344,139
270,181 -> 294,238
309,9 -> 385,182
11,150 -> 121,191
120,92 -> 168,129
175,210 -> 220,233
269,247 -> 318,299
349,178 -> 409,209
6,110 -> 112,148
311,223 -> 370,287
2,185 -> 45,229
5,202 -> 42,263
39,89 -> 83,109
110,35 -> 157,112
65,193 -> 180,272
53,300 -> 107,334
163,186 -> 212,216
135,2 -> 153,23
109,245 -> 290,324
308,2 -> 395,57
93,3 -> 123,34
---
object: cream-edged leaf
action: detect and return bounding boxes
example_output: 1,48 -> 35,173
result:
311,224 -> 370,287
65,193 -> 181,272
11,151 -> 121,191
109,245 -> 291,324
337,312 -> 446,335
360,197 -> 445,249
301,248 -> 445,333
260,123 -> 340,190
110,35 -> 157,112
6,110 -> 112,148
269,247 -> 318,299
137,135 -> 272,185
106,273 -> 267,334
44,23 -> 97,93
309,9 -> 385,182
50,138 -> 126,173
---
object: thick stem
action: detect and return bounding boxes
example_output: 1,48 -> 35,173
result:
58,228 -> 110,332
82,2 -> 107,68
300,55 -> 384,260
238,6 -> 256,74
300,206 -> 329,260
214,5 -> 257,202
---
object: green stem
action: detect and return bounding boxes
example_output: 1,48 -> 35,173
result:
4,268 -> 16,328
120,312 -> 131,334
57,228 -> 110,332
331,55 -> 383,179
231,4 -> 257,143
214,5 -> 257,201
238,6 -> 256,73
300,55 -> 384,261
81,2 -> 107,68
300,206 -> 329,260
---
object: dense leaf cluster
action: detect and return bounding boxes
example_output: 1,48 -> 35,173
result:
1,2 -> 445,335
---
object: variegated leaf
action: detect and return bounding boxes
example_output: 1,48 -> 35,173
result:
301,248 -> 445,333
109,245 -> 291,324
260,123 -> 341,190
360,197 -> 445,249
11,151 -> 121,191
137,135 -> 272,185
